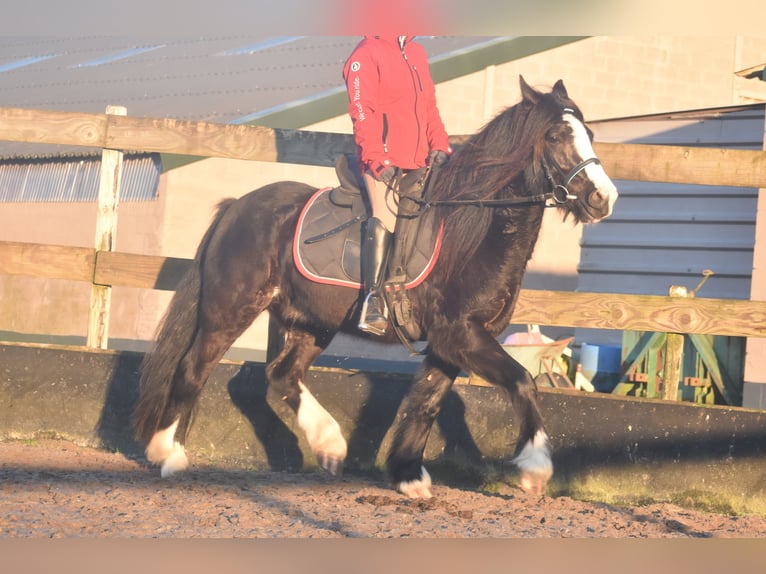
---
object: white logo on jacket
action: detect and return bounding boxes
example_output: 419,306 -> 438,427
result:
352,76 -> 365,121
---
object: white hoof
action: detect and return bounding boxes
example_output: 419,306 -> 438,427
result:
160,446 -> 189,477
512,430 -> 553,494
397,466 -> 433,499
296,382 -> 347,475
146,419 -> 189,477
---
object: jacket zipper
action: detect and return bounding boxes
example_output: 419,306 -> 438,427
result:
382,114 -> 388,153
400,42 -> 423,165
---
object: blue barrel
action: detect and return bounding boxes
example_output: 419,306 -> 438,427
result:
580,344 -> 622,392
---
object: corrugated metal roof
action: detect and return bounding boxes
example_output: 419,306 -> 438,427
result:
0,153 -> 160,202
0,35 -> 501,159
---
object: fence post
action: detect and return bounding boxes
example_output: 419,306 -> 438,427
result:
86,105 -> 126,349
662,284 -> 688,400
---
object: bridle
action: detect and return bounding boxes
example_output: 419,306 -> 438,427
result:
540,155 -> 602,206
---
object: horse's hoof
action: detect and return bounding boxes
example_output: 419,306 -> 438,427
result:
312,436 -> 347,477
518,470 -> 549,496
396,466 -> 433,499
317,452 -> 344,476
160,448 -> 189,477
146,419 -> 189,477
512,430 -> 553,495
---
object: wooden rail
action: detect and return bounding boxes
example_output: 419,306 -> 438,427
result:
2,240 -> 765,339
2,107 -> 766,187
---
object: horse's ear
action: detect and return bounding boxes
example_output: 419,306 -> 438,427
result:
519,75 -> 539,104
552,79 -> 569,99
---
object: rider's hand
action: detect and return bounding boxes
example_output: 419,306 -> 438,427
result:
377,166 -> 397,184
428,149 -> 450,167
369,160 -> 397,183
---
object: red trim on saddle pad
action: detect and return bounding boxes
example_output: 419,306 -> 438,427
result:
293,187 -> 443,289
293,188 -> 357,288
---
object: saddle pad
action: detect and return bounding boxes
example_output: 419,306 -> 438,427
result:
293,187 -> 443,289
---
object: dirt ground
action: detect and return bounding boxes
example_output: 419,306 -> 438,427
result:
2,439 -> 766,538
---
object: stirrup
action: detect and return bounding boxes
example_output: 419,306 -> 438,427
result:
358,291 -> 388,336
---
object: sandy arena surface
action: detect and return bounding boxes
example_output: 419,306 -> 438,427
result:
2,439 -> 766,538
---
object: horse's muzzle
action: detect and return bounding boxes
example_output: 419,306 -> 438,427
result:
587,185 -> 617,221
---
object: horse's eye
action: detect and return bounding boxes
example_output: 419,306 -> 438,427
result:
546,130 -> 559,143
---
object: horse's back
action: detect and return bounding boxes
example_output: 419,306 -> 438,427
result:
237,180 -> 317,216
202,181 -> 317,278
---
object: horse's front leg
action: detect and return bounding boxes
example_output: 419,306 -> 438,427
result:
431,320 -> 553,495
266,327 -> 347,475
387,353 -> 461,498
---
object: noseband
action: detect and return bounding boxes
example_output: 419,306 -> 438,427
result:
541,156 -> 602,205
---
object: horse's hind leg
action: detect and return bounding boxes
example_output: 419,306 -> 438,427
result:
266,327 -> 346,475
387,354 -> 461,498
146,323 -> 256,477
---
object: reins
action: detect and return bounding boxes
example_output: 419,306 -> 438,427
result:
399,156 -> 601,210
399,106 -> 602,211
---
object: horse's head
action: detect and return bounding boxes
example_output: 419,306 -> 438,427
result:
521,76 -> 618,223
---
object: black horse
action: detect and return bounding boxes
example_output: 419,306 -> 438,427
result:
133,77 -> 618,497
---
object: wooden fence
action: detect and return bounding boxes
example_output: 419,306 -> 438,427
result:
1,106 -> 766,401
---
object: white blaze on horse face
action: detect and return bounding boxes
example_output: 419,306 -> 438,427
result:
296,381 -> 347,473
563,114 -> 618,217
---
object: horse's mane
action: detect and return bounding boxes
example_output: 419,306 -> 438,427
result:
427,83 -> 576,279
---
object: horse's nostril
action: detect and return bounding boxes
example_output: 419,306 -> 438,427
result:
588,190 -> 607,209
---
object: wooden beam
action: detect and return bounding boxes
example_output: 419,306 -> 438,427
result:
0,107 -> 105,148
512,290 -> 766,338
2,106 -> 766,188
106,115 -> 358,166
0,241 -> 95,282
94,251 -> 192,291
105,115 -> 281,160
3,240 -> 766,338
593,142 -> 766,189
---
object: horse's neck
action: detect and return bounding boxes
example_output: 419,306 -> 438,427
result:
494,204 -> 545,280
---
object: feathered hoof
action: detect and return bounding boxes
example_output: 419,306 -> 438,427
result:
159,447 -> 189,478
311,430 -> 347,477
396,466 -> 433,499
145,420 -> 188,477
316,451 -> 344,477
512,430 -> 553,496
518,469 -> 550,496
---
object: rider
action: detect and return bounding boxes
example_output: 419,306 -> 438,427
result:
343,35 -> 452,335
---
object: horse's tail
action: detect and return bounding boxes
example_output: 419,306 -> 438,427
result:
132,199 -> 236,444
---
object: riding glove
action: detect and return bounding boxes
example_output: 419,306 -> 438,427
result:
376,165 -> 397,184
428,149 -> 450,167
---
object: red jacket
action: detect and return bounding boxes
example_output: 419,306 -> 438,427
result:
343,36 -> 451,176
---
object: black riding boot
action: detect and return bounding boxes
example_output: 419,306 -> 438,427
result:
359,217 -> 392,336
